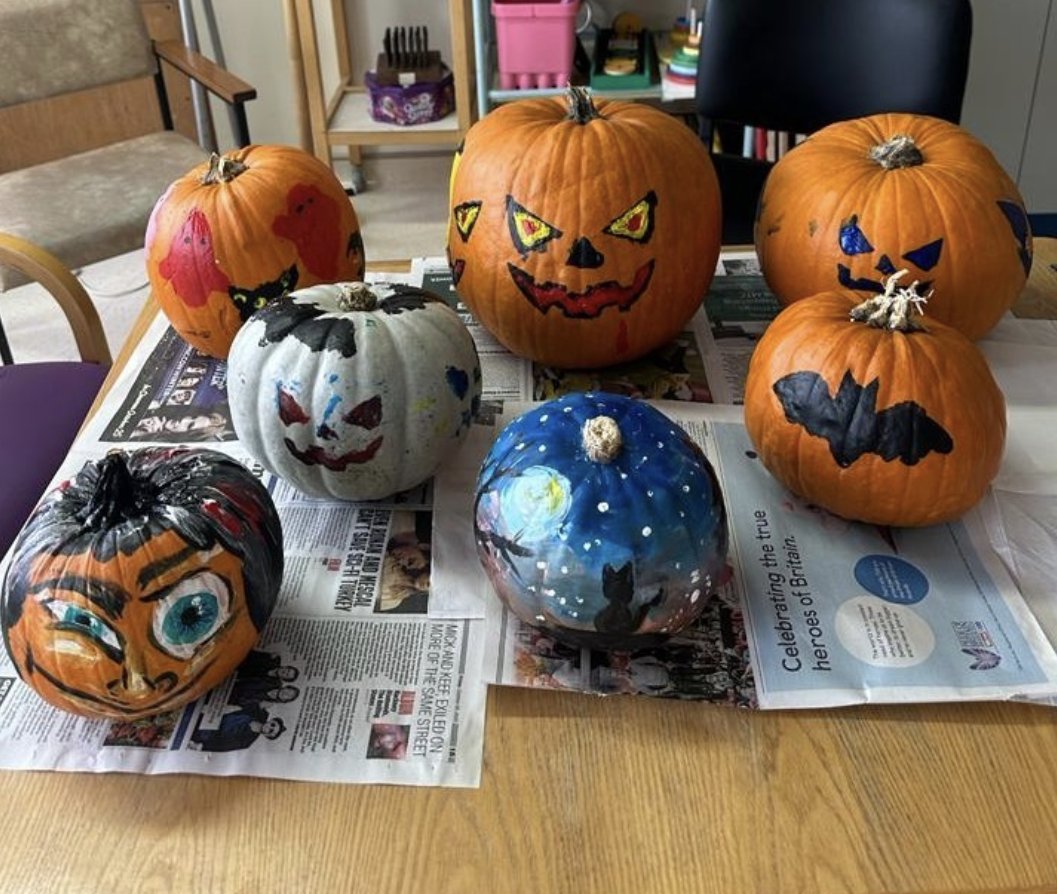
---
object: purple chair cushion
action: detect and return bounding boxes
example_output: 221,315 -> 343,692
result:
0,361 -> 109,558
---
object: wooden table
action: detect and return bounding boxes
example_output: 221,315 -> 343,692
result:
2,242 -> 1057,894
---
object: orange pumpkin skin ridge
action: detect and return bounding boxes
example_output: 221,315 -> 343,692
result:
755,113 -> 1032,341
448,93 -> 722,369
743,291 -> 1006,527
146,144 -> 365,359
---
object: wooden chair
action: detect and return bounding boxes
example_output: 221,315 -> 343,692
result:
0,0 -> 257,363
0,233 -> 112,556
694,0 -> 973,244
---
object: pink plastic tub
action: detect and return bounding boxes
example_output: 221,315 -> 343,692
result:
492,0 -> 579,90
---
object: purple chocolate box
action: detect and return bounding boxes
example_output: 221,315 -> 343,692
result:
365,68 -> 455,126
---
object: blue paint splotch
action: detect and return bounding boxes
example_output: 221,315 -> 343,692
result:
446,366 -> 470,400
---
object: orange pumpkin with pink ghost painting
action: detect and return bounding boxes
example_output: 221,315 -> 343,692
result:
145,144 -> 365,359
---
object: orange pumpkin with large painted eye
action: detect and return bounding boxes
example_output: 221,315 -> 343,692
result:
0,448 -> 284,720
146,144 -> 366,359
448,87 -> 722,368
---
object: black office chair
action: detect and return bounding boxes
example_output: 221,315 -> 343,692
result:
695,0 -> 973,245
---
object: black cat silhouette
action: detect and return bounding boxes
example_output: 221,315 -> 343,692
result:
773,370 -> 953,468
230,264 -> 299,322
593,562 -> 663,635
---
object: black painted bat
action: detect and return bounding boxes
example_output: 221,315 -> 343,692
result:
773,370 -> 954,467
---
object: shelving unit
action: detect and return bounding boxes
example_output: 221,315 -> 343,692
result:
291,0 -> 475,171
470,0 -> 695,116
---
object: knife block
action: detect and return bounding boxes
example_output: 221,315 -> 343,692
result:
373,50 -> 445,87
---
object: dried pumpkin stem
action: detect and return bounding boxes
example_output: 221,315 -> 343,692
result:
849,269 -> 931,332
565,85 -> 602,124
582,416 -> 622,463
201,152 -> 249,184
868,134 -> 924,169
337,282 -> 378,311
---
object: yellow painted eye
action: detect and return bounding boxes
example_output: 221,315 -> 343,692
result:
453,201 -> 482,242
507,196 -> 562,256
603,191 -> 658,243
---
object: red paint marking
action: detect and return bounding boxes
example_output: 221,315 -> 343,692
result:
344,395 -> 382,429
283,435 -> 384,471
616,319 -> 629,355
277,387 -> 310,425
508,259 -> 655,319
202,499 -> 242,536
158,209 -> 231,307
627,212 -> 642,232
272,184 -> 342,280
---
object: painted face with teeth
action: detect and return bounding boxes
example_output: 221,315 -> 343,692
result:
445,94 -> 723,369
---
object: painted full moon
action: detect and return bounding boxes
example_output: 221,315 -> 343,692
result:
498,465 -> 572,541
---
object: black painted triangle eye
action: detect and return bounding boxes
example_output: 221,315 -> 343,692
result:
506,196 -> 562,257
453,201 -> 482,243
902,238 -> 943,271
603,191 -> 658,243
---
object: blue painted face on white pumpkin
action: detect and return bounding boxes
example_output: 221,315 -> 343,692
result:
274,376 -> 384,471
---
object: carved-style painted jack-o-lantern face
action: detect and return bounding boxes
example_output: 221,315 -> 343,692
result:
755,113 -> 1033,341
275,378 -> 385,471
448,88 -> 721,369
1,449 -> 283,719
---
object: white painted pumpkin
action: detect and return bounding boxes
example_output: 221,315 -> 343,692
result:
227,281 -> 482,501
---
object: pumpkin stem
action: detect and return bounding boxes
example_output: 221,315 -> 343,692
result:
337,282 -> 378,312
565,85 -> 602,124
849,269 -> 931,332
582,416 -> 622,463
868,134 -> 924,169
82,452 -> 139,529
201,152 -> 249,184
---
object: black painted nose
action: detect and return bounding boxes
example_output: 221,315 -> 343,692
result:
566,236 -> 604,269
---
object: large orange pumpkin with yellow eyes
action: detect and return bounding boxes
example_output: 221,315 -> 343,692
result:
448,87 -> 722,368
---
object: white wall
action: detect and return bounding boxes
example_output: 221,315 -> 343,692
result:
195,0 -> 1056,208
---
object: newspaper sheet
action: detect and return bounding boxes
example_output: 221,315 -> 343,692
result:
440,402 -> 1057,708
418,253 -> 1057,709
0,270 -> 486,787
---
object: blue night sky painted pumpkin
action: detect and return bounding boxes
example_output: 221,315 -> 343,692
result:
475,393 -> 729,651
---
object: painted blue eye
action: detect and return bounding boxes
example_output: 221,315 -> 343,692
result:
45,599 -> 123,656
162,593 -> 219,643
152,572 -> 231,659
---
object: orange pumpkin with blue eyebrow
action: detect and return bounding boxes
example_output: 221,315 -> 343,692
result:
447,86 -> 722,368
1,448 -> 283,720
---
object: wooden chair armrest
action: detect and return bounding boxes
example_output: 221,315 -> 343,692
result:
153,40 -> 257,106
0,234 -> 112,366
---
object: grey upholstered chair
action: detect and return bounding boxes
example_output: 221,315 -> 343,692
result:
0,0 -> 256,362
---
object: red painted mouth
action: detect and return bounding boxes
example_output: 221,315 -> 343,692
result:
283,436 -> 383,470
507,260 -> 654,319
450,258 -> 466,286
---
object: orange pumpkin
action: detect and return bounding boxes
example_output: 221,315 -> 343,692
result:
755,113 -> 1032,341
1,448 -> 283,719
743,273 -> 1006,527
145,144 -> 365,358
448,86 -> 721,368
